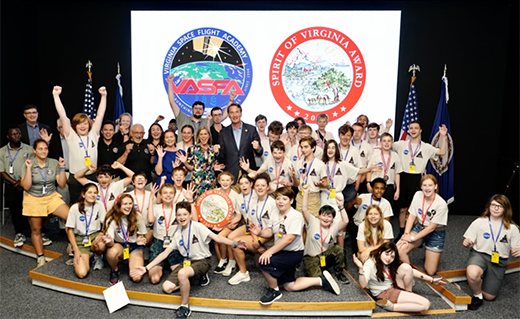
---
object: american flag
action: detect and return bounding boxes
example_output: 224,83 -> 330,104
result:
83,78 -> 96,120
399,78 -> 419,140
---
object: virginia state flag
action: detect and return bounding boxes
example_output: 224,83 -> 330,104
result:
113,73 -> 126,122
427,75 -> 454,204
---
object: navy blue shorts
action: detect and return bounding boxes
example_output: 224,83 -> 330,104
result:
259,250 -> 304,286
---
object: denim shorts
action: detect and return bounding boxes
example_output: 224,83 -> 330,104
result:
150,238 -> 183,268
411,222 -> 445,253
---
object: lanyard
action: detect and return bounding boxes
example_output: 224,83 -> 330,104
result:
488,217 -> 504,252
84,205 -> 95,235
319,225 -> 331,253
174,188 -> 184,204
316,130 -> 326,147
274,158 -> 284,188
120,220 -> 129,246
99,184 -> 110,211
243,191 -> 253,215
36,165 -> 47,187
180,221 -> 192,258
134,190 -> 146,213
78,136 -> 90,157
303,157 -> 315,185
192,120 -> 201,132
351,140 -> 362,150
370,196 -> 380,206
383,266 -> 393,282
7,146 -> 21,167
339,145 -> 350,162
421,194 -> 436,225
326,161 -> 337,188
380,150 -> 391,176
408,141 -> 421,163
256,197 -> 269,229
162,204 -> 175,235
296,146 -> 302,161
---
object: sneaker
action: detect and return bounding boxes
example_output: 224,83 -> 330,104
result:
109,269 -> 119,285
37,255 -> 46,267
221,261 -> 236,276
228,271 -> 250,285
259,287 -> 283,305
176,305 -> 191,319
199,273 -> 210,287
67,243 -> 74,257
376,299 -> 394,310
42,234 -> 52,246
65,258 -> 74,266
336,271 -> 350,284
14,233 -> 26,247
321,270 -> 340,295
93,255 -> 104,270
468,296 -> 483,310
214,259 -> 228,274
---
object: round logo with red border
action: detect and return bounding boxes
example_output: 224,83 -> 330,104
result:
269,27 -> 366,124
195,189 -> 234,229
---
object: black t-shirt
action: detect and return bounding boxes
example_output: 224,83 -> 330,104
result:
211,124 -> 225,145
98,139 -> 122,177
117,139 -> 153,181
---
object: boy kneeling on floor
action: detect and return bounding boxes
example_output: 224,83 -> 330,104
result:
131,201 -> 247,319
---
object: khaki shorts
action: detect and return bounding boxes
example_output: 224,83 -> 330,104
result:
74,232 -> 101,255
23,191 -> 66,217
296,192 -> 320,217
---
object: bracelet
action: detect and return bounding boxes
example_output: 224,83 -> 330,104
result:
410,236 -> 415,243
258,240 -> 264,247
145,266 -> 149,273
232,240 -> 236,248
359,272 -> 365,276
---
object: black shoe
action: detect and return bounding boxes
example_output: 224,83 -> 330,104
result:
176,305 -> 191,319
214,262 -> 227,274
200,273 -> 210,287
336,271 -> 350,284
468,296 -> 483,310
259,287 -> 282,305
321,270 -> 340,295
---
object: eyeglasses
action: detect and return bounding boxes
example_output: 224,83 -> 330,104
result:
132,132 -> 145,135
490,203 -> 503,209
24,111 -> 38,115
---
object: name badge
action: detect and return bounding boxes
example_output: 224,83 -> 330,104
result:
123,246 -> 130,260
491,251 -> 500,264
409,162 -> 416,174
320,255 -> 326,267
42,186 -> 47,195
183,259 -> 191,268
163,235 -> 170,248
329,189 -> 336,199
84,156 -> 92,167
83,235 -> 92,247
245,223 -> 250,235
9,166 -> 14,174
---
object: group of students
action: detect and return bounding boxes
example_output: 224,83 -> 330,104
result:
2,85 -> 519,319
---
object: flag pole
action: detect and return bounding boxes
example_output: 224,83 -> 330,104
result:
86,60 -> 93,82
408,63 -> 420,84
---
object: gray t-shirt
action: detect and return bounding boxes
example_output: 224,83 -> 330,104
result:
21,158 -> 61,197
0,143 -> 33,181
176,111 -> 207,134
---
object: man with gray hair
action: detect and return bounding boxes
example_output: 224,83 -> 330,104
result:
117,124 -> 153,183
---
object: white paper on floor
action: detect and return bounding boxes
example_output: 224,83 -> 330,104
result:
103,281 -> 130,313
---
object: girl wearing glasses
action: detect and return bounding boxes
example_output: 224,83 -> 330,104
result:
463,194 -> 520,310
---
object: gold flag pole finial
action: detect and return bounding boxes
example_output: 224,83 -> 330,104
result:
443,64 -> 447,77
86,60 -> 93,82
117,62 -> 120,75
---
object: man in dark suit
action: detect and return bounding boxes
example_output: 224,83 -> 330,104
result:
217,103 -> 263,182
17,104 -> 52,147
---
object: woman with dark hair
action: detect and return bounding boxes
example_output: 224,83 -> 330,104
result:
353,242 -> 446,312
101,194 -> 147,285
463,194 -> 520,310
65,183 -> 107,277
20,139 -> 69,266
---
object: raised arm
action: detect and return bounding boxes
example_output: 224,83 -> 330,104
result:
435,124 -> 448,156
91,87 -> 107,133
74,164 -> 97,186
19,160 -> 33,191
111,161 -> 134,187
301,184 -> 312,223
166,74 -> 180,118
52,86 -> 71,138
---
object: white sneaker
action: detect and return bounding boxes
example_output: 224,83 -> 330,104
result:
37,256 -> 46,267
93,255 -> 104,270
14,233 -> 26,247
228,271 -> 250,285
42,234 -> 52,246
66,243 -> 74,257
221,260 -> 236,277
